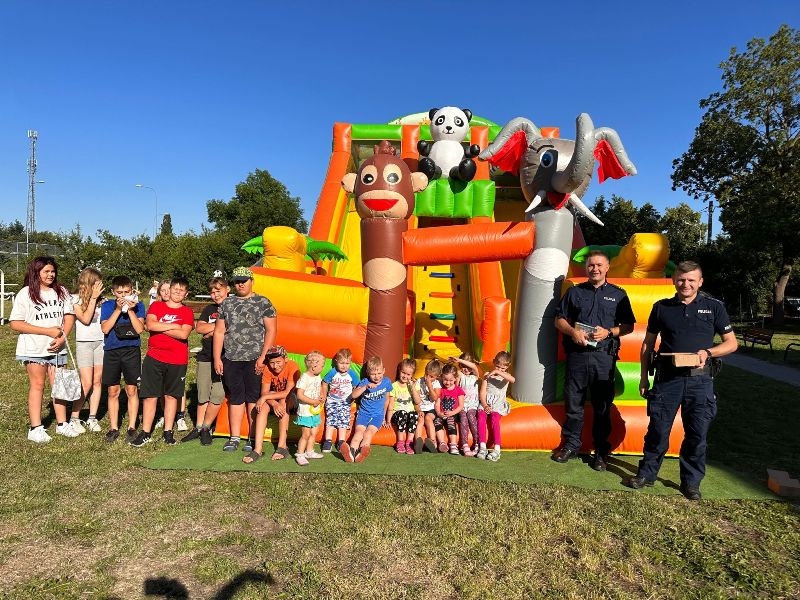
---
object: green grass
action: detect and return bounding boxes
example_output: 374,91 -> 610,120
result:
0,326 -> 798,599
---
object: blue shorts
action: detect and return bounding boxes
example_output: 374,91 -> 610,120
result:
355,410 -> 384,429
295,414 -> 321,428
17,354 -> 66,367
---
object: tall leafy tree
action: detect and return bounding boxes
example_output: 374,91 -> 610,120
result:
206,168 -> 308,244
660,203 -> 706,263
672,25 -> 800,323
579,195 -> 663,246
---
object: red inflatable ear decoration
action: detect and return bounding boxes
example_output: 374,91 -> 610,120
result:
594,139 -> 630,183
484,130 -> 527,176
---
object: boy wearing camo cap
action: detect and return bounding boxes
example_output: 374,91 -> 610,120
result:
212,266 -> 277,451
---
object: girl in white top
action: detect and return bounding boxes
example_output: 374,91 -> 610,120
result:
450,353 -> 483,456
10,256 -> 76,443
71,268 -> 105,433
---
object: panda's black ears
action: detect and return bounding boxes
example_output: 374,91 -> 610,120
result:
463,109 -> 473,122
428,108 -> 439,121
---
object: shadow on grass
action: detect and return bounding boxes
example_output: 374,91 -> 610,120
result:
100,569 -> 275,599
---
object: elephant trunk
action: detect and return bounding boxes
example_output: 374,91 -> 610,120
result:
552,113 -> 595,195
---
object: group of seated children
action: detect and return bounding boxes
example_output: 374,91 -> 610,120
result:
237,347 -> 514,466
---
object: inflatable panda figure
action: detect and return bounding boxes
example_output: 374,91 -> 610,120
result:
417,107 -> 481,182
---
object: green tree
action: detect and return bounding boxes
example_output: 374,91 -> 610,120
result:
206,168 -> 308,244
159,214 -> 174,238
579,195 -> 663,246
660,203 -> 706,263
672,25 -> 800,323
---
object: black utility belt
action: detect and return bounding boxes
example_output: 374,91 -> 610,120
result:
571,344 -> 610,353
656,364 -> 710,378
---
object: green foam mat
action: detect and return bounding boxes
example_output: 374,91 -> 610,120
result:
146,443 -> 774,500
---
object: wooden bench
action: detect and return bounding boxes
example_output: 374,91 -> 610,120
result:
737,326 -> 774,352
784,340 -> 800,362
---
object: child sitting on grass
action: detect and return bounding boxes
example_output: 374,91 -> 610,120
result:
412,359 -> 443,454
294,350 -> 326,466
242,346 -> 299,464
387,358 -> 421,454
436,363 -> 465,455
320,347 -> 360,453
340,356 -> 392,463
450,353 -> 483,456
477,351 -> 516,462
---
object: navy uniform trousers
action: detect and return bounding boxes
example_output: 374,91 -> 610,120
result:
562,350 -> 615,456
637,373 -> 717,487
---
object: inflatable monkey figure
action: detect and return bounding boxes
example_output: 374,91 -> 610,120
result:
342,140 -> 429,371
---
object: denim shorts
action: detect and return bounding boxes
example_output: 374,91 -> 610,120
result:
16,354 -> 66,367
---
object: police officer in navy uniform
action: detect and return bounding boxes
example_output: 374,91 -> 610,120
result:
552,250 -> 636,471
624,260 -> 737,500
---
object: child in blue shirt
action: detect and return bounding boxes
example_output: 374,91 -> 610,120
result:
340,355 -> 392,463
320,347 -> 360,453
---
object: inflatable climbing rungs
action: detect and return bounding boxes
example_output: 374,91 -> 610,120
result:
429,313 -> 456,320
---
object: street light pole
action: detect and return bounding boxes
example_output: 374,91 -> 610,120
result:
135,184 -> 159,239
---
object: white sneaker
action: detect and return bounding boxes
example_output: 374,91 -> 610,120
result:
69,419 -> 86,434
306,451 -> 324,459
154,417 -> 165,429
176,417 -> 188,432
56,423 -> 80,438
27,426 -> 51,444
86,418 -> 102,433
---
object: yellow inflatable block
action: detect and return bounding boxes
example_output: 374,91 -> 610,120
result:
253,271 -> 369,325
263,226 -> 307,273
608,233 -> 670,279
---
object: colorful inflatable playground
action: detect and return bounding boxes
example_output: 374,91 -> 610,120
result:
215,109 -> 685,455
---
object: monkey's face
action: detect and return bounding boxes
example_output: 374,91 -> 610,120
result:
343,155 -> 427,219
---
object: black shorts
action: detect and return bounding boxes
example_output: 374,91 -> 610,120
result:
102,346 -> 142,388
222,357 -> 261,406
139,355 -> 188,399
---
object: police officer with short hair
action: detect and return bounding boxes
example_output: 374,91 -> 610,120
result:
552,250 -> 635,471
624,260 -> 737,500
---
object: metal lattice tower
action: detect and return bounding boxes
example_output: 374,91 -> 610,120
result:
26,130 -> 38,245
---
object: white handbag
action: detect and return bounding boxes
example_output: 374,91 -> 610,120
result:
51,339 -> 82,402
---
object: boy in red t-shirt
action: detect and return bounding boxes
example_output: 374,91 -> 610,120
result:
242,345 -> 300,463
130,278 -> 195,447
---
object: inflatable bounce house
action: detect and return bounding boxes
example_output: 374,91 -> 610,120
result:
215,109 -> 684,455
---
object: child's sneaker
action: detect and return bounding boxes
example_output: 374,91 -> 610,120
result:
154,417 -> 165,430
340,442 -> 355,463
449,444 -> 460,455
476,447 -> 488,459
130,431 -> 152,447
306,450 -> 324,459
321,440 -> 333,453
223,438 -> 239,452
104,429 -> 120,443
354,445 -> 371,463
295,453 -> 309,466
86,418 -> 102,433
423,439 -> 437,453
200,427 -> 213,446
438,441 -> 449,453
413,437 -> 424,455
69,419 -> 86,434
163,431 -> 176,445
242,439 -> 254,452
462,444 -> 476,457
405,440 -> 415,455
126,428 -> 138,444
395,442 -> 407,454
176,417 -> 188,431
486,449 -> 501,462
56,423 -> 80,438
27,425 -> 51,444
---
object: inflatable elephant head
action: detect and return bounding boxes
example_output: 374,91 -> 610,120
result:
478,113 -> 637,224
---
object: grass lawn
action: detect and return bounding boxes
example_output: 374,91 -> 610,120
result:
0,326 -> 798,599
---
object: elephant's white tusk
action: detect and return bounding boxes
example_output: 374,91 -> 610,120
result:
568,193 -> 604,225
524,190 -> 546,214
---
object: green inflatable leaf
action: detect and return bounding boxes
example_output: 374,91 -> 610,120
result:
241,236 -> 264,255
305,237 -> 347,262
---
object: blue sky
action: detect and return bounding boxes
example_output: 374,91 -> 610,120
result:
1,1 -> 796,241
